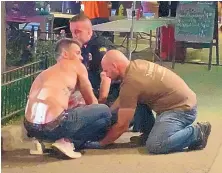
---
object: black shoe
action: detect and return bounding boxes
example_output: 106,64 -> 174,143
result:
188,122 -> 212,150
130,133 -> 148,146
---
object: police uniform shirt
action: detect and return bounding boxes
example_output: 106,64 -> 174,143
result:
81,32 -> 116,73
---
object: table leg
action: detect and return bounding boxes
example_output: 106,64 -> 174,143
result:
153,27 -> 163,66
208,41 -> 213,71
126,33 -> 130,57
155,28 -> 160,55
149,30 -> 152,48
216,34 -> 220,65
167,25 -> 171,62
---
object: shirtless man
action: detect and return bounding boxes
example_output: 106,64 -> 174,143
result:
85,50 -> 211,154
24,38 -> 112,158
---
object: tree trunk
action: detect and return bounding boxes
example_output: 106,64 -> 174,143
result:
1,1 -> 6,73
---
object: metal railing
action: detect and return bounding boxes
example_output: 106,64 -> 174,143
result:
1,56 -> 56,121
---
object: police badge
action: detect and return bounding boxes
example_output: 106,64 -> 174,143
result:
88,53 -> 92,61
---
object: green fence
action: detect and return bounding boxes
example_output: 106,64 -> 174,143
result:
1,56 -> 56,121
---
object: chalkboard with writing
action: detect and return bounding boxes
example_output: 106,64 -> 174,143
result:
175,2 -> 216,43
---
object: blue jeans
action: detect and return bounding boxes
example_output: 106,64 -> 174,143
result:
24,104 -> 112,149
146,106 -> 200,154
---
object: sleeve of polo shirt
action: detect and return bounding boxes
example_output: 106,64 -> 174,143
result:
118,77 -> 139,109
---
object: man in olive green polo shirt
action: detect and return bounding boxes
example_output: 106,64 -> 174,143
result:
84,50 -> 212,154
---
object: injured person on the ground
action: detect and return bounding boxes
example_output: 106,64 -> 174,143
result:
24,38 -> 114,159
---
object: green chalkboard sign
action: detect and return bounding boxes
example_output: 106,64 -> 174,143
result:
175,1 -> 216,43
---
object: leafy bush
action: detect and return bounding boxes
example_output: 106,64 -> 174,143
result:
34,40 -> 55,61
6,33 -> 55,67
6,29 -> 30,66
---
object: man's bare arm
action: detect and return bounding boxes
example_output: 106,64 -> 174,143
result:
98,72 -> 111,103
99,108 -> 135,146
99,75 -> 139,145
77,64 -> 98,105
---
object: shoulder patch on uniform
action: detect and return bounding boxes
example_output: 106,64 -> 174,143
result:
99,47 -> 107,52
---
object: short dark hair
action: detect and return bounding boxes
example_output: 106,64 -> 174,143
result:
69,12 -> 89,23
54,38 -> 82,60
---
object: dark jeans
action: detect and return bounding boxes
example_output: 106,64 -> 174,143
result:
132,104 -> 155,135
24,104 -> 112,149
146,106 -> 200,154
111,103 -> 155,136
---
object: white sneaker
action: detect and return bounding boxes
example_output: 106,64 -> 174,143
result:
30,139 -> 53,155
30,140 -> 44,155
51,138 -> 82,159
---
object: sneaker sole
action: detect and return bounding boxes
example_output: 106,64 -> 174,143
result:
201,122 -> 212,148
30,140 -> 53,155
51,143 -> 82,159
188,122 -> 212,150
130,135 -> 147,146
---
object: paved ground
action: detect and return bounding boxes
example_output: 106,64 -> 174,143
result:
2,32 -> 222,173
2,115 -> 222,173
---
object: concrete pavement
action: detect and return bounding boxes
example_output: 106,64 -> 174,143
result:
2,114 -> 222,173
209,142 -> 222,173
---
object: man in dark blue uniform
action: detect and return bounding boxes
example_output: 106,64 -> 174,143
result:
69,13 -> 118,104
81,33 -> 115,94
